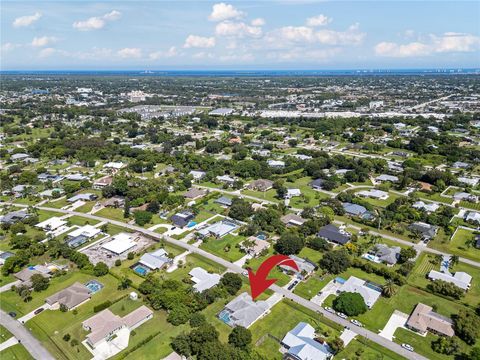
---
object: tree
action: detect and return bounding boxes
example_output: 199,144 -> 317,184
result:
190,313 -> 207,327
171,334 -> 192,357
333,292 -> 367,316
30,274 -> 49,292
228,199 -> 253,221
470,347 -> 480,360
228,326 -> 252,349
220,273 -> 242,295
123,198 -> 130,218
307,237 -> 331,252
93,262 -> 109,277
328,337 -> 344,354
431,336 -> 460,355
115,259 -> 122,266
118,277 -> 132,290
134,210 -> 153,226
427,280 -> 464,299
63,334 -> 71,342
60,303 -> 68,312
398,247 -> 417,263
146,200 -> 160,214
452,310 -> 479,345
319,250 -> 351,274
382,280 -> 397,298
274,232 -> 304,255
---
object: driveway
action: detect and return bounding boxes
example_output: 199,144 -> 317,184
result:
0,280 -> 20,293
340,328 -> 357,346
18,304 -> 51,323
379,310 -> 409,341
310,280 -> 341,304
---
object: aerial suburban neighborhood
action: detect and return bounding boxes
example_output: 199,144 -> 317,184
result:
1,1 -> 480,360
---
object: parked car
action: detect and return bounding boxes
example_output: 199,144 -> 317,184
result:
401,343 -> 414,352
337,312 -> 348,319
324,306 -> 335,313
34,308 -> 44,315
350,319 -> 363,327
8,312 -> 16,318
287,281 -> 299,290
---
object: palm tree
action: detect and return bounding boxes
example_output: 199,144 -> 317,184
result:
382,280 -> 397,298
450,255 -> 459,268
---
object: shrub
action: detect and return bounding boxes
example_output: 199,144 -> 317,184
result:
93,300 -> 112,313
333,292 -> 367,316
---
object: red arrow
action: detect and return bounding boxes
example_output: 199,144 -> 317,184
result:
248,254 -> 299,301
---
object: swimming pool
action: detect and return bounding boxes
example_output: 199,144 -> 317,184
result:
133,264 -> 149,276
85,280 -> 104,294
187,221 -> 197,228
218,310 -> 232,324
256,233 -> 267,240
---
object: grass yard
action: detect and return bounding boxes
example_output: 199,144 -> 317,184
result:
429,227 -> 480,263
249,300 -> 342,359
165,253 -> 226,282
0,344 -> 34,360
199,234 -> 246,262
244,248 -> 291,287
75,202 -> 96,213
66,215 -> 99,227
0,325 -> 13,343
338,338 -> 405,360
298,246 -> 324,263
37,209 -> 63,222
241,189 -> 279,203
95,207 -> 126,222
294,272 -> 334,300
284,176 -> 331,208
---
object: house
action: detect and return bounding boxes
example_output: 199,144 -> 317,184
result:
412,201 -> 440,213
280,255 -> 316,279
239,237 -> 270,257
458,177 -> 479,187
36,217 -> 67,231
189,170 -> 206,181
372,244 -> 401,265
138,248 -> 172,271
0,210 -> 30,225
408,222 -> 438,240
215,196 -> 233,207
101,232 -> 139,255
427,270 -> 472,291
103,161 -> 126,170
376,174 -> 399,183
11,153 -> 29,161
338,276 -> 382,308
183,188 -> 207,200
406,303 -> 455,337
317,224 -> 350,245
310,178 -> 324,190
93,175 -> 113,189
281,322 -> 333,360
452,161 -> 470,169
67,193 -> 98,203
82,305 -> 153,349
209,108 -> 234,116
189,267 -> 221,292
218,292 -> 269,328
64,174 -> 89,181
171,211 -> 195,228
102,196 -> 125,208
216,175 -> 236,185
357,189 -> 389,200
342,202 -> 374,219
38,188 -> 65,198
14,265 -> 53,287
475,235 -> 480,249
66,225 -> 101,248
454,192 -> 478,203
286,188 -> 301,199
198,220 -> 238,238
247,179 -> 274,192
0,251 -> 15,265
281,213 -> 306,227
267,160 -> 285,168
37,173 -> 63,183
45,282 -> 91,310
465,211 -> 480,224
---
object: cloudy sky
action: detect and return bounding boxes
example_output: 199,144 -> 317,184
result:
1,1 -> 479,70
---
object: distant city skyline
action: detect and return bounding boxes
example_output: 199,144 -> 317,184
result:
1,1 -> 479,70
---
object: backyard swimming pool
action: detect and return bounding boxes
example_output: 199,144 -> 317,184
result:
133,264 -> 149,276
218,310 -> 232,325
85,280 -> 104,294
187,221 -> 197,228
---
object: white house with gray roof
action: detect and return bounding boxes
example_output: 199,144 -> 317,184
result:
218,292 -> 269,328
281,322 -> 333,360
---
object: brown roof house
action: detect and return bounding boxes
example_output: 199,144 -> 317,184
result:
83,305 -> 153,350
93,175 -> 113,190
247,179 -> 274,192
406,303 -> 455,337
281,214 -> 306,227
240,237 -> 270,257
183,187 -> 207,200
45,282 -> 91,310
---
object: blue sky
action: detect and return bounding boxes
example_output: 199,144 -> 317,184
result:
1,1 -> 479,70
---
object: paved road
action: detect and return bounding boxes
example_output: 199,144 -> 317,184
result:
5,203 -> 428,360
0,309 -> 55,360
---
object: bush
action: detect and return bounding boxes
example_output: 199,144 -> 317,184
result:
93,300 -> 112,313
63,334 -> 71,342
333,292 -> 367,316
431,336 -> 460,355
274,231 -> 304,255
427,280 -> 464,299
319,250 -> 351,274
93,262 -> 109,276
189,313 -> 207,327
115,259 -> 122,267
228,326 -> 252,349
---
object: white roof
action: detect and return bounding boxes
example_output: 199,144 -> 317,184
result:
458,177 -> 479,186
465,211 -> 480,222
189,267 -> 221,292
267,160 -> 285,166
101,233 -> 136,254
412,201 -> 440,212
287,188 -> 301,197
281,322 -> 331,360
376,174 -> 399,182
36,217 -> 67,231
428,270 -> 472,290
103,161 -> 125,169
340,276 -> 381,308
68,225 -> 101,239
358,189 -> 389,199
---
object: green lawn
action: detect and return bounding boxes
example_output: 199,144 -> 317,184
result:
37,209 -> 63,222
66,216 -> 100,227
0,344 -> 34,360
165,253 -> 226,282
338,338 -> 405,360
0,325 -> 13,343
429,227 -> 480,263
95,207 -> 126,222
199,234 -> 246,262
294,272 -> 334,300
241,189 -> 279,203
244,248 -> 291,287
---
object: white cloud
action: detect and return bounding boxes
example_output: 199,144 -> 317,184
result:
1,43 -> 21,52
306,14 -> 331,27
184,35 -> 216,48
219,53 -> 254,62
272,47 -> 341,62
117,47 -> 142,58
375,32 -> 480,57
31,36 -> 57,47
209,3 -> 244,22
149,46 -> 178,60
73,10 -> 121,31
38,47 -> 58,58
13,12 -> 42,27
251,18 -> 265,27
215,21 -> 262,38
192,52 -> 214,59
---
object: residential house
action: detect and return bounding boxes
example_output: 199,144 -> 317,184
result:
138,248 -> 172,271
464,211 -> 480,224
102,196 -> 125,208
428,270 -> 472,291
66,225 -> 101,248
357,189 -> 389,200
286,188 -> 301,199
247,179 -> 274,192
338,276 -> 382,308
408,222 -> 439,241
0,251 -> 14,265
0,210 -> 30,225
93,175 -> 113,189
183,188 -> 207,200
36,217 -> 67,231
215,196 -> 233,207
310,178 -> 324,190
216,175 -> 236,186
317,224 -> 350,245
454,192 -> 478,203
67,193 -> 98,203
239,237 -> 270,257
412,201 -> 440,213
45,282 -> 91,310
376,174 -> 399,183
198,220 -> 238,238
281,213 -> 306,227
218,292 -> 269,328
267,160 -> 285,168
281,322 -> 333,360
406,303 -> 455,337
101,232 -> 139,255
342,202 -> 374,220
280,255 -> 316,279
189,170 -> 206,181
189,267 -> 221,292
372,244 -> 401,265
171,211 -> 195,228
